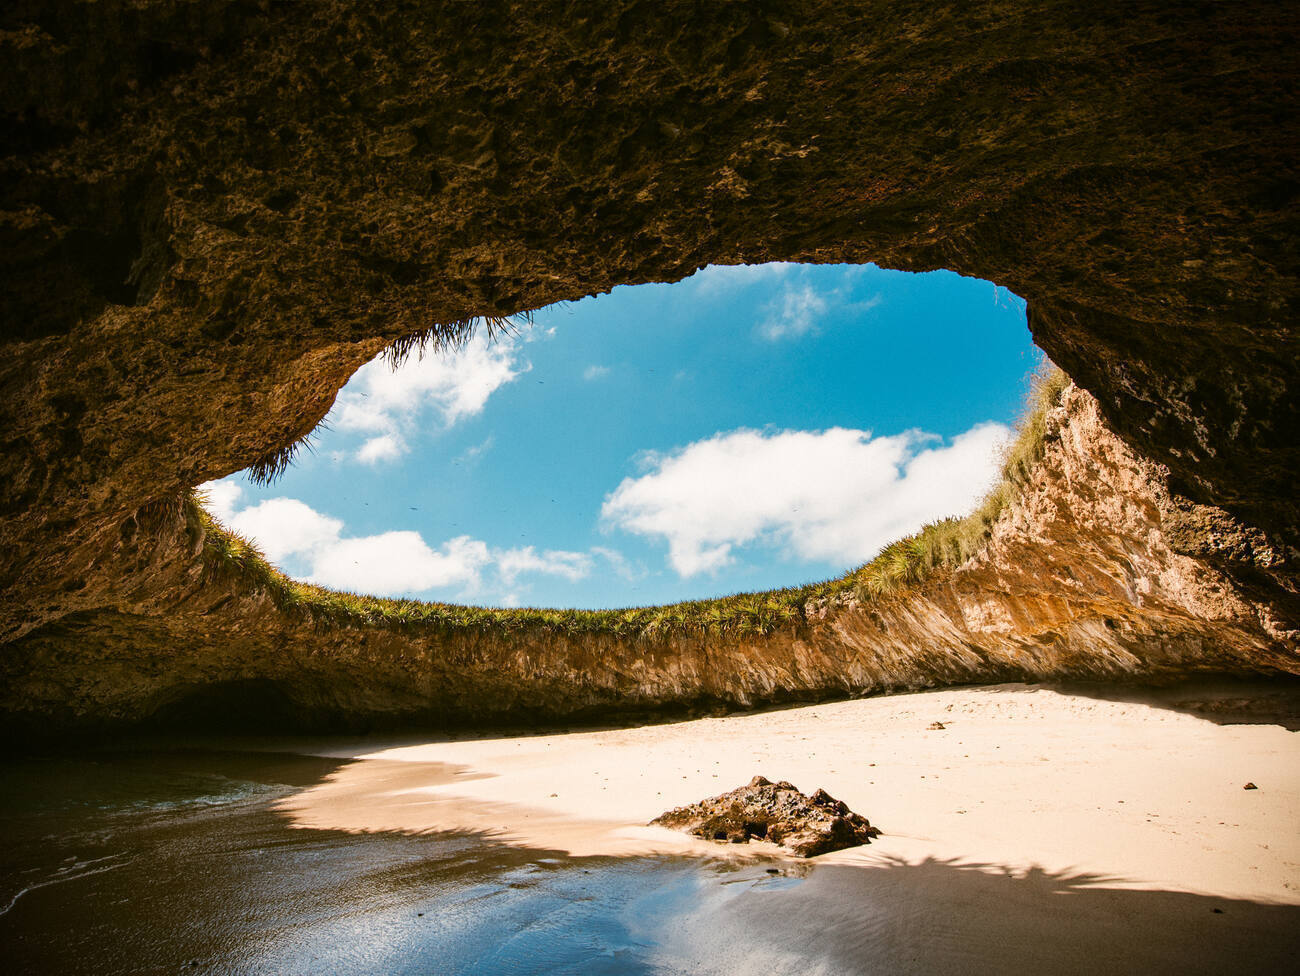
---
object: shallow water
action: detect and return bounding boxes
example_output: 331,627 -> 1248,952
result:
2,744 -> 1296,975
0,750 -> 804,975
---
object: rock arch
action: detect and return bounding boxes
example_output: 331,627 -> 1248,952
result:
1,2 -> 1295,731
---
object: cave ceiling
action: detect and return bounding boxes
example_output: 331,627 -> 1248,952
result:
1,1 -> 1296,644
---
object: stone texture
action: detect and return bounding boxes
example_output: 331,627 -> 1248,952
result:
0,385 -> 1292,738
652,776 -> 881,857
0,3 -> 1296,730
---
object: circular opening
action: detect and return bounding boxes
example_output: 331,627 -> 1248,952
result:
200,262 -> 1042,611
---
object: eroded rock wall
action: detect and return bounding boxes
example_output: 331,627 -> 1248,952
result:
1,1 -> 1297,648
1,386 -> 1289,737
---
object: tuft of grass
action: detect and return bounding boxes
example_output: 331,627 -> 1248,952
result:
247,314 -> 538,485
245,427 -> 324,486
190,363 -> 1069,638
383,311 -> 535,368
1001,363 -> 1069,487
839,360 -> 1068,601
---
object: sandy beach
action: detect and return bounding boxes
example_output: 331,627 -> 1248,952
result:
270,681 -> 1300,973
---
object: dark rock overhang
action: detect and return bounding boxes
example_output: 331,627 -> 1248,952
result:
0,2 -> 1296,730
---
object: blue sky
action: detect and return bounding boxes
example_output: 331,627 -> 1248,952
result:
202,263 -> 1040,608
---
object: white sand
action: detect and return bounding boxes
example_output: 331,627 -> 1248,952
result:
278,682 -> 1300,904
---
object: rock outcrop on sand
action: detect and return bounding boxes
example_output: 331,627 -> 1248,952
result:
652,776 -> 881,857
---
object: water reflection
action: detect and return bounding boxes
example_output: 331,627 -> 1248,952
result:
1,749 -> 1296,975
0,751 -> 795,975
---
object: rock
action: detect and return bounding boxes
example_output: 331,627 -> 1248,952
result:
1,7 -> 1295,738
651,777 -> 880,857
928,721 -> 946,730
1244,782 -> 1258,790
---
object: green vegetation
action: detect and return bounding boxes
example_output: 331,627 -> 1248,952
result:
193,363 -> 1068,638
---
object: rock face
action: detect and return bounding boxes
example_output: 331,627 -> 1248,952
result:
0,3 -> 1296,732
0,384 -> 1293,737
652,776 -> 881,857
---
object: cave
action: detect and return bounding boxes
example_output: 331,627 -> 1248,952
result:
145,678 -> 303,733
3,5 -> 1299,972
1,1 -> 1296,736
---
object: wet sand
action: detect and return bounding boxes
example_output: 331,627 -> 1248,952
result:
3,681 -> 1296,974
272,681 -> 1300,972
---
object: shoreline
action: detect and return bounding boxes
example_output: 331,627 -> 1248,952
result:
6,679 -> 1295,974
273,680 -> 1300,905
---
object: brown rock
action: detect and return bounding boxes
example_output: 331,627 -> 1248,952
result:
651,777 -> 881,857
0,4 -> 1295,737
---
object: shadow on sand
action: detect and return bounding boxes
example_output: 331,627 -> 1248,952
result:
2,748 -> 1298,975
1042,675 -> 1300,731
677,854 -> 1300,976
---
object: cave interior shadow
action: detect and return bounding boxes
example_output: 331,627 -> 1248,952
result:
1027,674 -> 1300,731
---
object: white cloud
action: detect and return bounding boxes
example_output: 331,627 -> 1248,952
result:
689,261 -> 795,295
198,482 -> 488,596
199,479 -> 243,524
583,364 -> 611,381
690,263 -> 883,342
495,546 -> 593,585
356,433 -> 405,465
328,332 -> 528,463
455,436 -> 494,466
197,481 -> 617,600
601,422 -> 1010,577
225,497 -> 344,564
307,533 -> 490,594
592,546 -> 646,582
760,283 -> 829,340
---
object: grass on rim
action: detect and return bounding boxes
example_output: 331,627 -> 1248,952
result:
192,362 -> 1069,638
